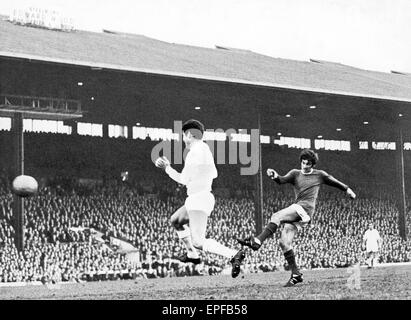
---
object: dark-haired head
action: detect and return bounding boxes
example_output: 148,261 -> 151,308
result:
182,119 -> 204,140
299,149 -> 319,167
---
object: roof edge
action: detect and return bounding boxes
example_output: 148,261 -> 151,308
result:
2,51 -> 411,104
391,70 -> 411,76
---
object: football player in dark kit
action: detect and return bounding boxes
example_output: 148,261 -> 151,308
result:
237,149 -> 356,286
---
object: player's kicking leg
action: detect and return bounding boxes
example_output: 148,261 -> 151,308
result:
187,209 -> 245,278
235,205 -> 306,285
170,206 -> 201,264
279,223 -> 303,287
237,205 -> 305,250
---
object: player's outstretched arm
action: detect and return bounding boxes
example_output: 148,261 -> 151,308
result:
346,188 -> 356,199
155,156 -> 185,185
322,172 -> 356,199
267,168 -> 295,184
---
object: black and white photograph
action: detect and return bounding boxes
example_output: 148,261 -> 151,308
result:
0,0 -> 410,308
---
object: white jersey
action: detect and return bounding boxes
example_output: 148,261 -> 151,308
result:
166,140 -> 217,196
363,229 -> 381,252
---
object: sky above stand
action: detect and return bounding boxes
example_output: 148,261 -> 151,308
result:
1,0 -> 410,73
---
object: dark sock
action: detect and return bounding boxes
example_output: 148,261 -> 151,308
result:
256,222 -> 278,243
284,249 -> 299,274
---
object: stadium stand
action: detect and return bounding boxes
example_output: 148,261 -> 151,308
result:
0,159 -> 410,283
1,12 -> 411,287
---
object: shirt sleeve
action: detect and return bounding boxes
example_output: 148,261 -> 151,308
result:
166,151 -> 196,185
165,166 -> 185,185
204,149 -> 218,179
179,151 -> 196,185
321,171 -> 349,191
273,169 -> 296,185
166,144 -> 217,185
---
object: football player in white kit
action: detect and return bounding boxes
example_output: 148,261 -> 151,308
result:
362,222 -> 382,269
155,119 -> 245,278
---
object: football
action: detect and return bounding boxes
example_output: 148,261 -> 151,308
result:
12,175 -> 38,197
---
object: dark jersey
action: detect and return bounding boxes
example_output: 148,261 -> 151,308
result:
274,169 -> 348,215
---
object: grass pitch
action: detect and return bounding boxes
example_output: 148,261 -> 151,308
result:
0,265 -> 410,300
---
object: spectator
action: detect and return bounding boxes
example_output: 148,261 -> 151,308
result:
0,171 -> 410,283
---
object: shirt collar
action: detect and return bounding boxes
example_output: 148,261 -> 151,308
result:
300,169 -> 314,175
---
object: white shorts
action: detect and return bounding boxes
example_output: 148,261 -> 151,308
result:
289,204 -> 311,231
184,191 -> 215,216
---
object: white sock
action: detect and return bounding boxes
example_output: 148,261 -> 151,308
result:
203,238 -> 237,259
186,247 -> 200,259
176,225 -> 199,259
254,238 -> 261,245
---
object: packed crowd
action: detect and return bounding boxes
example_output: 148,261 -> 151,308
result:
0,172 -> 410,283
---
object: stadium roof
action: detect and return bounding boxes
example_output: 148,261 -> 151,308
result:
1,17 -> 411,103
